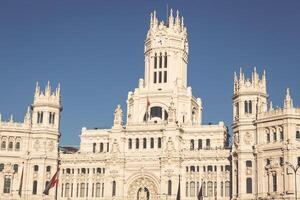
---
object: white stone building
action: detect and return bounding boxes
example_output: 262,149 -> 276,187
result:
0,9 -> 299,200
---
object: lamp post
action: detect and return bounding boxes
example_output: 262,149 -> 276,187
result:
285,161 -> 300,200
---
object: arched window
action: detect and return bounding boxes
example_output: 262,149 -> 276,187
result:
225,181 -> 230,197
65,183 -> 70,197
136,138 -> 139,149
214,181 -> 217,196
13,164 -> 18,173
164,52 -> 167,68
266,132 -> 270,143
158,137 -> 162,148
34,165 -> 39,172
66,168 -> 71,174
190,181 -> 195,197
206,139 -> 211,149
207,181 -> 213,197
220,182 -> 224,197
1,140 -> 6,149
150,138 -> 154,148
272,173 -> 277,192
190,139 -> 194,150
273,131 -> 277,141
154,53 -> 157,69
190,166 -> 195,172
81,168 -> 86,174
168,180 -> 172,195
80,183 -> 85,197
185,182 -> 188,197
246,178 -> 252,193
3,176 -> 11,194
37,111 -> 43,123
143,138 -> 147,149
96,183 -> 101,197
112,181 -> 116,196
150,107 -> 162,119
280,131 -> 284,141
46,166 -> 51,172
93,143 -> 96,153
249,100 -> 252,113
128,139 -> 132,149
0,163 -> 4,172
100,143 -> 104,152
203,182 -> 206,196
244,101 -> 248,114
33,180 -> 38,195
159,52 -> 162,68
8,142 -> 13,150
15,142 -> 20,151
198,139 -> 202,149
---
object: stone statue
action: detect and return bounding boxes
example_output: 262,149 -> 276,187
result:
137,187 -> 149,200
114,104 -> 123,125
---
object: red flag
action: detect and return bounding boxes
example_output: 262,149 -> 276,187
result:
43,168 -> 59,195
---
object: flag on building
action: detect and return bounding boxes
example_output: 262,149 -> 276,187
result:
197,183 -> 203,200
18,166 -> 24,197
43,168 -> 60,195
176,176 -> 181,200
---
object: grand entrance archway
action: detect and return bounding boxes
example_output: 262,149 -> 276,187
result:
127,177 -> 158,200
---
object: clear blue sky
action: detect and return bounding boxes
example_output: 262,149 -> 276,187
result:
0,1 -> 299,146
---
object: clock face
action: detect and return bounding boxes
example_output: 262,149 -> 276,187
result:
156,35 -> 166,46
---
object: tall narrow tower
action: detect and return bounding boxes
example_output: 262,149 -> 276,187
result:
28,81 -> 62,198
126,10 -> 202,126
232,68 -> 268,199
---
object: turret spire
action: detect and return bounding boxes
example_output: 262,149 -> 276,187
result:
284,88 -> 293,109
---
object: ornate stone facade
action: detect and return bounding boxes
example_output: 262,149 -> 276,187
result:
0,9 -> 299,200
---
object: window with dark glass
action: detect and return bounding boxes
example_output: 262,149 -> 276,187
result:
150,138 -> 154,148
33,180 -> 38,195
272,173 -> 277,192
164,52 -> 167,68
246,178 -> 252,193
3,176 -> 11,194
164,71 -> 167,83
93,143 -> 96,153
190,139 -> 194,150
168,180 -> 172,195
225,165 -> 231,171
13,164 -> 18,173
246,161 -> 252,167
190,166 -> 195,172
1,141 -> 6,149
154,53 -> 157,69
296,131 -> 300,139
159,71 -> 162,83
273,132 -> 277,141
159,53 -> 162,68
206,139 -> 211,148
280,131 -> 284,141
136,138 -> 139,149
15,142 -> 20,150
100,143 -> 104,152
154,72 -> 157,83
158,137 -> 162,148
198,139 -> 202,149
143,138 -> 147,149
267,133 -> 270,143
150,107 -> 162,118
34,165 -> 39,172
208,165 -> 213,172
112,181 -> 116,196
8,142 -> 13,150
128,139 -> 132,149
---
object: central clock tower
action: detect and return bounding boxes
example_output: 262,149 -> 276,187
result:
125,9 -> 202,126
144,9 -> 188,90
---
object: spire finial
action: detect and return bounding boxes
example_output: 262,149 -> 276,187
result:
35,81 -> 40,96
269,101 -> 273,111
45,81 -> 51,96
10,114 -> 13,122
284,88 -> 293,109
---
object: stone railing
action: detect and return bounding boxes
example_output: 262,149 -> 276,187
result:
258,107 -> 300,119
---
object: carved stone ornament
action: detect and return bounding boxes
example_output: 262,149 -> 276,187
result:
33,139 -> 40,151
48,140 -> 55,152
127,177 -> 158,200
244,132 -> 253,145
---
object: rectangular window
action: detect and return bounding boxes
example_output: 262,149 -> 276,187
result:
3,176 -> 11,194
164,53 -> 167,68
206,139 -> 211,148
158,137 -> 162,148
33,180 -> 38,195
159,71 -> 162,83
150,138 -> 154,148
159,54 -> 162,68
80,183 -> 85,197
154,54 -> 157,69
154,72 -> 157,83
246,178 -> 252,193
164,71 -> 167,83
272,173 -> 277,192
